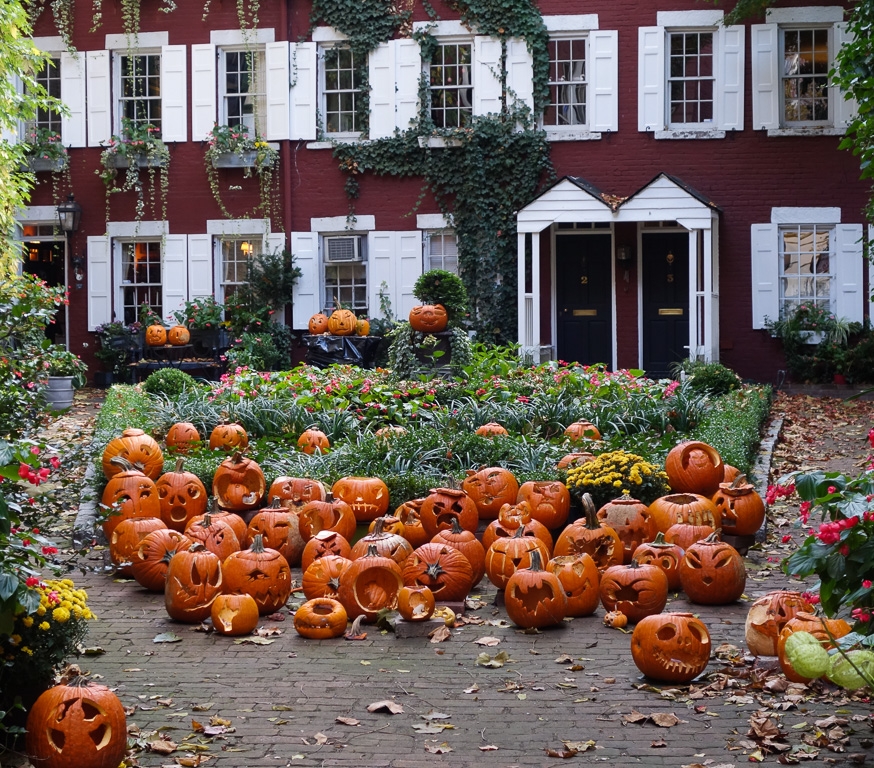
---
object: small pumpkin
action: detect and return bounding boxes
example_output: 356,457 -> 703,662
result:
294,598 -> 348,639
632,532 -> 685,591
102,428 -> 164,480
297,428 -> 330,455
356,317 -> 370,336
167,324 -> 191,345
475,422 -> 508,437
462,466 -> 520,520
336,544 -> 404,622
679,532 -> 746,605
145,323 -> 167,346
308,312 -> 330,334
603,610 -> 628,628
397,585 -> 436,621
547,553 -> 600,617
777,612 -> 852,683
553,493 -> 622,572
563,420 -> 601,442
211,592 -> 260,636
556,452 -> 595,470
517,480 -> 571,530
327,308 -> 358,336
630,612 -> 712,683
165,421 -> 201,453
332,476 -> 390,523
131,528 -> 192,592
209,423 -> 249,452
212,452 -> 266,513
599,558 -> 669,624
419,487 -> 479,539
395,499 -> 429,548
408,303 -> 448,333
164,544 -> 223,623
402,542 -> 474,602
26,676 -> 127,768
504,549 -> 567,629
664,440 -> 724,496
156,457 -> 207,532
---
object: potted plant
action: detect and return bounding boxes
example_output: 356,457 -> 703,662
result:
172,296 -> 228,356
22,127 -> 68,173
203,124 -> 279,221
40,343 -> 87,410
94,321 -> 141,385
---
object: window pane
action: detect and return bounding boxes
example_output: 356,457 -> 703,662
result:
667,32 -> 714,126
322,46 -> 360,134
430,43 -> 473,128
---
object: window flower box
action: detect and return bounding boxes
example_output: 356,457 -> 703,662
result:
109,153 -> 168,169
211,151 -> 273,169
25,156 -> 67,173
417,136 -> 463,149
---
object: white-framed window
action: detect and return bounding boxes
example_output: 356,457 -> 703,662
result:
217,237 -> 254,303
639,11 -> 743,136
750,210 -> 864,329
667,30 -> 714,126
220,48 -> 266,134
320,45 -> 361,135
544,37 -> 587,128
425,231 -> 458,273
751,7 -> 854,133
429,41 -> 473,128
322,235 -> 367,313
120,240 -> 163,324
116,52 -> 162,134
25,57 -> 62,136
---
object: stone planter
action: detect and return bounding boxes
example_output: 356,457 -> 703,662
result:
24,156 -> 67,173
211,151 -> 272,169
44,375 -> 75,410
109,153 -> 167,169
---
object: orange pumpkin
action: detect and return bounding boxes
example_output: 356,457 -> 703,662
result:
246,497 -> 300,562
327,308 -> 358,336
336,545 -> 404,621
131,529 -> 192,592
167,324 -> 190,345
395,499 -> 429,548
431,518 -> 486,586
744,590 -> 815,656
484,525 -> 551,590
665,440 -> 724,496
462,466 -> 519,520
109,516 -> 166,576
553,493 -> 622,572
777,612 -> 852,683
332,476 -> 390,522
712,475 -> 766,537
475,422 -> 508,437
481,501 -> 553,554
212,452 -> 266,513
504,549 -> 567,629
409,303 -> 448,333
402,542 -> 474,602
294,598 -> 348,638
100,458 -> 162,540
268,476 -> 327,508
631,612 -> 712,683
222,534 -> 292,614
187,501 -> 248,544
397,585 -> 436,621
597,494 -> 655,564
563,420 -> 601,442
301,530 -> 353,573
356,318 -> 370,336
664,521 -> 716,551
419,487 -> 479,538
164,544 -> 223,623
350,517 -> 414,565
298,492 -> 357,541
184,512 -> 241,561
155,457 -> 207,532
557,452 -> 595,470
145,323 -> 167,346
302,554 -> 352,600
632,532 -> 685,591
599,558 -> 669,623
649,493 -> 720,534
517,480 -> 571,529
165,421 -> 201,453
297,428 -> 331,455
547,553 -> 600,617
102,428 -> 164,480
211,593 -> 259,636
308,313 -> 330,334
679,532 -> 746,605
209,423 -> 249,452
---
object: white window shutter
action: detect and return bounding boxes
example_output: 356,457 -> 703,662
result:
395,39 -> 420,132
162,235 -> 188,322
834,223 -> 864,323
368,231 -> 396,315
161,45 -> 188,142
638,27 -> 665,132
751,24 -> 779,130
265,41 -> 290,140
750,223 -> 779,329
266,232 -> 286,255
87,235 -> 112,330
187,234 -> 213,298
86,50 -> 111,146
368,42 -> 395,139
396,230 -> 423,318
60,52 -> 86,148
290,42 -> 317,141
191,43 -> 216,141
590,30 -> 618,133
505,38 -> 533,113
474,36 -> 502,116
834,22 -> 858,130
718,25 -> 744,131
291,231 -> 320,328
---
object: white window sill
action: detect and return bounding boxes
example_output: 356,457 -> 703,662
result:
544,130 -> 602,142
418,136 -> 464,148
766,126 -> 844,137
654,129 -> 726,140
306,135 -> 362,150
306,141 -> 333,150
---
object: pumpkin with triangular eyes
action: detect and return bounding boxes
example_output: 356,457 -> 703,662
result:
165,421 -> 200,453
145,323 -> 167,346
100,458 -> 162,540
164,545 -> 223,622
547,553 -> 600,617
517,480 -> 571,529
631,612 -> 712,683
462,467 -> 519,520
419,487 -> 479,538
222,534 -> 292,615
209,423 -> 249,452
504,550 -> 567,629
402,542 -> 474,602
301,530 -> 352,573
327,308 -> 357,336
679,532 -> 746,605
485,526 -> 551,590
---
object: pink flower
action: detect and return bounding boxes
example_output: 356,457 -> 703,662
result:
828,485 -> 837,494
868,427 -> 874,449
802,591 -> 820,604
799,500 -> 812,524
41,546 -> 58,555
863,580 -> 873,589
47,591 -> 60,605
49,456 -> 60,469
30,446 -> 40,456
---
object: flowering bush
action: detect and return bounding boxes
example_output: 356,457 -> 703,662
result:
40,342 -> 87,386
22,127 -> 68,166
563,450 -> 670,508
204,123 -> 278,170
782,463 -> 874,637
172,296 -> 225,329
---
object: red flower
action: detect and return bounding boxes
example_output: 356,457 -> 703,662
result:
25,576 -> 40,588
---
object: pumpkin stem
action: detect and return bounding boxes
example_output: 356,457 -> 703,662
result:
581,493 -> 599,530
425,561 -> 445,580
649,531 -> 670,547
371,518 -> 386,537
174,457 -> 185,473
270,496 -> 283,509
364,544 -> 380,558
528,549 -> 544,572
449,517 -> 464,535
512,524 -> 527,539
730,473 -> 748,489
250,534 -> 265,553
627,558 -> 641,570
325,492 -> 334,503
703,530 -> 722,543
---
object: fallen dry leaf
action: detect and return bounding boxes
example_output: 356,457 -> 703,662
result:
424,742 -> 452,754
479,745 -> 498,751
336,716 -> 360,726
473,636 -> 501,646
651,739 -> 667,748
422,710 -> 450,721
367,700 -> 404,714
545,748 -> 577,758
148,739 -> 177,755
429,625 -> 451,643
476,650 -> 513,668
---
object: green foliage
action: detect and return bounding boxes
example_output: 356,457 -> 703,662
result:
413,269 -> 469,325
173,296 -> 224,330
672,359 -> 742,397
225,327 -> 291,372
142,368 -> 198,398
706,0 -> 775,23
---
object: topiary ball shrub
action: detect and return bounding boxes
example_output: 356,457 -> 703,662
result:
143,368 -> 198,397
413,270 -> 469,326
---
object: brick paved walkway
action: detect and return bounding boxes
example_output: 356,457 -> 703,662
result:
11,389 -> 874,767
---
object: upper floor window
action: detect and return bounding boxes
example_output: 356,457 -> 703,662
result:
425,231 -> 458,273
781,28 -> 829,124
668,31 -> 713,125
25,57 -> 62,136
544,38 -> 586,128
779,225 -> 833,312
118,53 -> 161,135
221,49 -> 266,134
121,241 -> 162,324
429,42 -> 472,128
321,46 -> 361,135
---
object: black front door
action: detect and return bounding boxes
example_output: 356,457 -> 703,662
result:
22,240 -> 66,346
556,234 -> 612,367
642,231 -> 689,378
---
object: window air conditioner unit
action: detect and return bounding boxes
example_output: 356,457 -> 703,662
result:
324,236 -> 363,263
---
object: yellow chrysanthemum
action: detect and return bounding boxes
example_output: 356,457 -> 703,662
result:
39,621 -> 50,631
22,647 -> 33,656
36,605 -> 46,616
21,616 -> 34,628
52,607 -> 71,623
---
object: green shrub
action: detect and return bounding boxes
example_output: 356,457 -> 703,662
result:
142,368 -> 198,398
225,327 -> 290,371
413,269 -> 469,325
673,359 -> 741,396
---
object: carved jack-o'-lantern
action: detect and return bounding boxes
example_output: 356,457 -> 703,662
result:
547,553 -> 600,617
145,323 -> 167,346
563,420 -> 601,442
631,612 -> 712,683
475,422 -> 508,437
294,598 -> 348,639
419,487 -> 479,539
109,516 -> 166,576
297,428 -> 331,455
599,559 -> 669,624
211,592 -> 260,636
712,475 -> 767,537
165,421 -> 201,453
302,554 -> 352,600
481,501 -> 553,554
212,452 -> 266,513
156,457 -> 207,532
301,529 -> 353,573
100,457 -> 162,541
26,676 -> 127,768
504,550 -> 567,629
351,517 -> 414,565
268,476 -> 327,508
336,545 -> 404,621
557,452 -> 595,470
130,528 -> 191,592
298,493 -> 356,542
744,590 -> 814,656
102,428 -> 164,480
308,313 -> 330,335
632,532 -> 685,591
431,517 -> 487,586
462,467 -> 520,520
679,532 -> 746,605
397,585 -> 436,621
649,493 -> 720,534
222,534 -> 292,615
484,525 -> 551,590
208,423 -> 249,452
395,499 -> 429,548
327,308 -> 358,336
664,521 -> 715,551
184,512 -> 241,561
402,542 -> 474,602
164,544 -> 223,623
409,303 -> 448,333
517,480 -> 571,530
246,498 -> 300,563
664,440 -> 724,496
553,493 -> 622,572
597,494 -> 655,564
167,324 -> 190,345
332,476 -> 390,523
